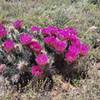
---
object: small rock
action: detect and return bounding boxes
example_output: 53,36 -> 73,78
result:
96,63 -> 100,70
88,26 -> 97,32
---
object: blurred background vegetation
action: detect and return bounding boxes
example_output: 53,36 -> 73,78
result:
0,0 -> 100,34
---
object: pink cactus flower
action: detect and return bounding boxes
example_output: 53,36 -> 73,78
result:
70,36 -> 81,49
58,27 -> 78,41
69,45 -> 80,56
65,45 -> 80,63
46,26 -> 59,36
44,37 -> 67,53
35,54 -> 49,66
29,41 -> 42,54
3,40 -> 14,53
13,19 -> 23,29
80,43 -> 89,56
65,52 -> 77,63
31,65 -> 43,77
41,27 -> 51,36
0,24 -> 7,39
53,39 -> 67,53
44,36 -> 57,47
30,26 -> 40,32
68,34 -> 78,42
42,26 -> 59,36
58,29 -> 70,41
19,33 -> 32,45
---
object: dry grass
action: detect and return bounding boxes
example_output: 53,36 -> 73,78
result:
0,65 -> 100,100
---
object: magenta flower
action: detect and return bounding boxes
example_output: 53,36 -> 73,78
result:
44,36 -> 57,47
58,27 -> 78,41
0,24 -> 7,39
29,41 -> 42,54
42,27 -> 51,36
69,33 -> 77,40
65,52 -> 77,63
30,26 -> 40,32
58,29 -> 70,41
65,45 -> 79,63
47,26 -> 59,36
31,65 -> 43,77
70,36 -> 81,49
44,37 -> 67,53
53,39 -> 67,53
35,54 -> 49,66
42,27 -> 49,36
80,43 -> 89,56
69,45 -> 80,55
42,26 -> 59,36
19,33 -> 32,45
13,19 -> 23,29
3,40 -> 14,53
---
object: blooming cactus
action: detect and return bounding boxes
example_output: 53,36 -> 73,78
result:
29,41 -> 42,54
58,29 -> 70,41
44,36 -> 57,47
80,43 -> 89,56
19,33 -> 32,45
65,45 -> 80,63
42,26 -> 89,63
42,26 -> 59,36
3,40 -> 15,53
30,26 -> 40,32
13,19 -> 23,30
31,65 -> 44,77
35,54 -> 49,66
0,24 -> 7,39
0,20 -> 89,79
53,39 -> 67,53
